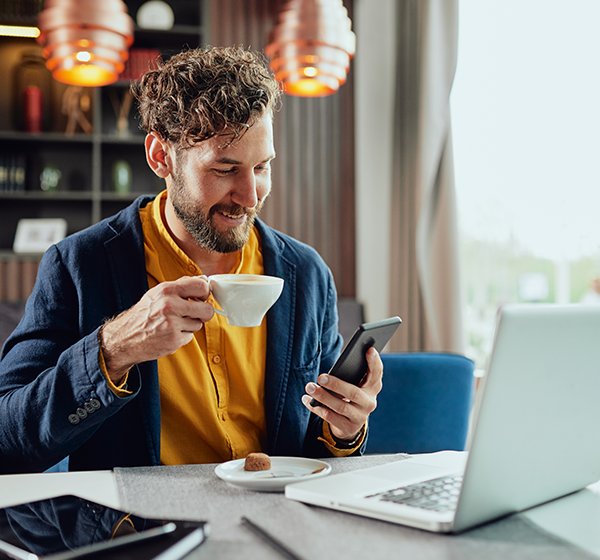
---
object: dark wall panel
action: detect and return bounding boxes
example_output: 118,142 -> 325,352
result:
208,0 -> 356,298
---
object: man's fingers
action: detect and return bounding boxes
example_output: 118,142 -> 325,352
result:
302,347 -> 384,442
177,299 -> 215,323
155,275 -> 212,302
305,379 -> 375,421
178,315 -> 208,333
361,347 -> 384,388
100,276 -> 214,380
146,282 -> 215,323
313,372 -> 375,407
301,395 -> 358,435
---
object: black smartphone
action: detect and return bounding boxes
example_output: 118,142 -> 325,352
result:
310,316 -> 402,407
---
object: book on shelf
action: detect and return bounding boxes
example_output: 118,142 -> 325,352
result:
0,154 -> 26,192
121,49 -> 162,82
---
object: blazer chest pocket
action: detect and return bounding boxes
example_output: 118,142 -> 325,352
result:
292,342 -> 322,383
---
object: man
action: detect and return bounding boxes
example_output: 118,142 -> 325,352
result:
0,46 -> 383,474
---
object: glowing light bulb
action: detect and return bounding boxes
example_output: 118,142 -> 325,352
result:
76,51 -> 92,62
303,67 -> 317,77
0,25 -> 40,38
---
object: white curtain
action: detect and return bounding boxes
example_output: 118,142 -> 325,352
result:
388,0 -> 464,353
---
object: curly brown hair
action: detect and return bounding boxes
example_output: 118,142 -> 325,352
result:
131,45 -> 281,148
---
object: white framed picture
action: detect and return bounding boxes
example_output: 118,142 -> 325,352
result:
13,218 -> 68,254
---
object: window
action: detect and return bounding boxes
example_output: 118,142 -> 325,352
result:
451,0 -> 600,368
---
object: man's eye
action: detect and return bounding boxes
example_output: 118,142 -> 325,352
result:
215,168 -> 235,175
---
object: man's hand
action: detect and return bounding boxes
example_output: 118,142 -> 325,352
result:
99,276 -> 215,384
301,347 -> 383,443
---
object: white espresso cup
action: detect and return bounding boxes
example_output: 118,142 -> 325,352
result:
208,274 -> 284,327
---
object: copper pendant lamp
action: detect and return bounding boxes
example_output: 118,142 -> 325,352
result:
265,0 -> 356,98
36,0 -> 134,87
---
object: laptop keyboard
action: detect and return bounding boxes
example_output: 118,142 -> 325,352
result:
366,475 -> 463,512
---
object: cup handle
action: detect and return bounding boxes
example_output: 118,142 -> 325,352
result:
207,278 -> 227,317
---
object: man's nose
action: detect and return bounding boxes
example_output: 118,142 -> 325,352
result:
233,172 -> 259,208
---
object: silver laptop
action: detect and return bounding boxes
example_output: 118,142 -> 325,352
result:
286,304 -> 600,533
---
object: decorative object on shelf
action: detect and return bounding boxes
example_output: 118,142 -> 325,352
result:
61,86 -> 93,134
13,51 -> 52,132
265,0 -> 356,97
109,89 -> 133,136
36,0 -> 134,87
136,1 -> 175,30
39,165 -> 62,191
23,85 -> 43,133
13,218 -> 68,254
112,159 -> 132,194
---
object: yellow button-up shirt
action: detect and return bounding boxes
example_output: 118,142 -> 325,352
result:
139,191 -> 267,465
100,192 -> 366,462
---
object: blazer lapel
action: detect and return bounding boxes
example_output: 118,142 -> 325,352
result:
258,221 -> 296,453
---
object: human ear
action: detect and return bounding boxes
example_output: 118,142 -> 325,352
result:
145,132 -> 173,178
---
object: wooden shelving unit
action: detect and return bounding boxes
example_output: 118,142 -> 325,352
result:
0,0 -> 208,301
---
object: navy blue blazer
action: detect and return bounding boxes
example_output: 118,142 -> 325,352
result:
0,196 -> 349,473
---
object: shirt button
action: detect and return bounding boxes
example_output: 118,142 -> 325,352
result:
68,414 -> 80,425
76,407 -> 88,419
212,355 -> 221,364
221,412 -> 226,421
188,265 -> 196,273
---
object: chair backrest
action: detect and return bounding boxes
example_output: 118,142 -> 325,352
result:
337,298 -> 365,346
366,352 -> 475,454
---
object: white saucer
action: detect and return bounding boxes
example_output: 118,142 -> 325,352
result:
215,457 -> 331,492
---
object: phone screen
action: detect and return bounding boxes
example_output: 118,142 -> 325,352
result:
310,316 -> 402,407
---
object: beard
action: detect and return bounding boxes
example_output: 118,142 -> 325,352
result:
170,168 -> 265,254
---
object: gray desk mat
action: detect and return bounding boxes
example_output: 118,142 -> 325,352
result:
115,455 -> 598,560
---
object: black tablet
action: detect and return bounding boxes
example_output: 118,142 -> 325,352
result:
0,494 -> 209,560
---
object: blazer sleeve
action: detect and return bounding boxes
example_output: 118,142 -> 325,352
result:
301,269 -> 367,458
0,245 -> 140,474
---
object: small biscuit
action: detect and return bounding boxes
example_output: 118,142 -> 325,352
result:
244,452 -> 271,471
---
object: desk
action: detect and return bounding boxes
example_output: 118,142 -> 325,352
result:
1,455 -> 599,560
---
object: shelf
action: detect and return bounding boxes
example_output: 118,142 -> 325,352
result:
0,131 -> 94,143
0,131 -> 145,145
0,15 -> 39,27
0,249 -> 44,259
0,0 -> 206,256
0,190 -> 152,202
98,192 -> 144,202
0,191 -> 93,201
134,25 -> 201,37
99,134 -> 145,145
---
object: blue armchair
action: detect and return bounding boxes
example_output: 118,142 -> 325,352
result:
366,352 -> 475,454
